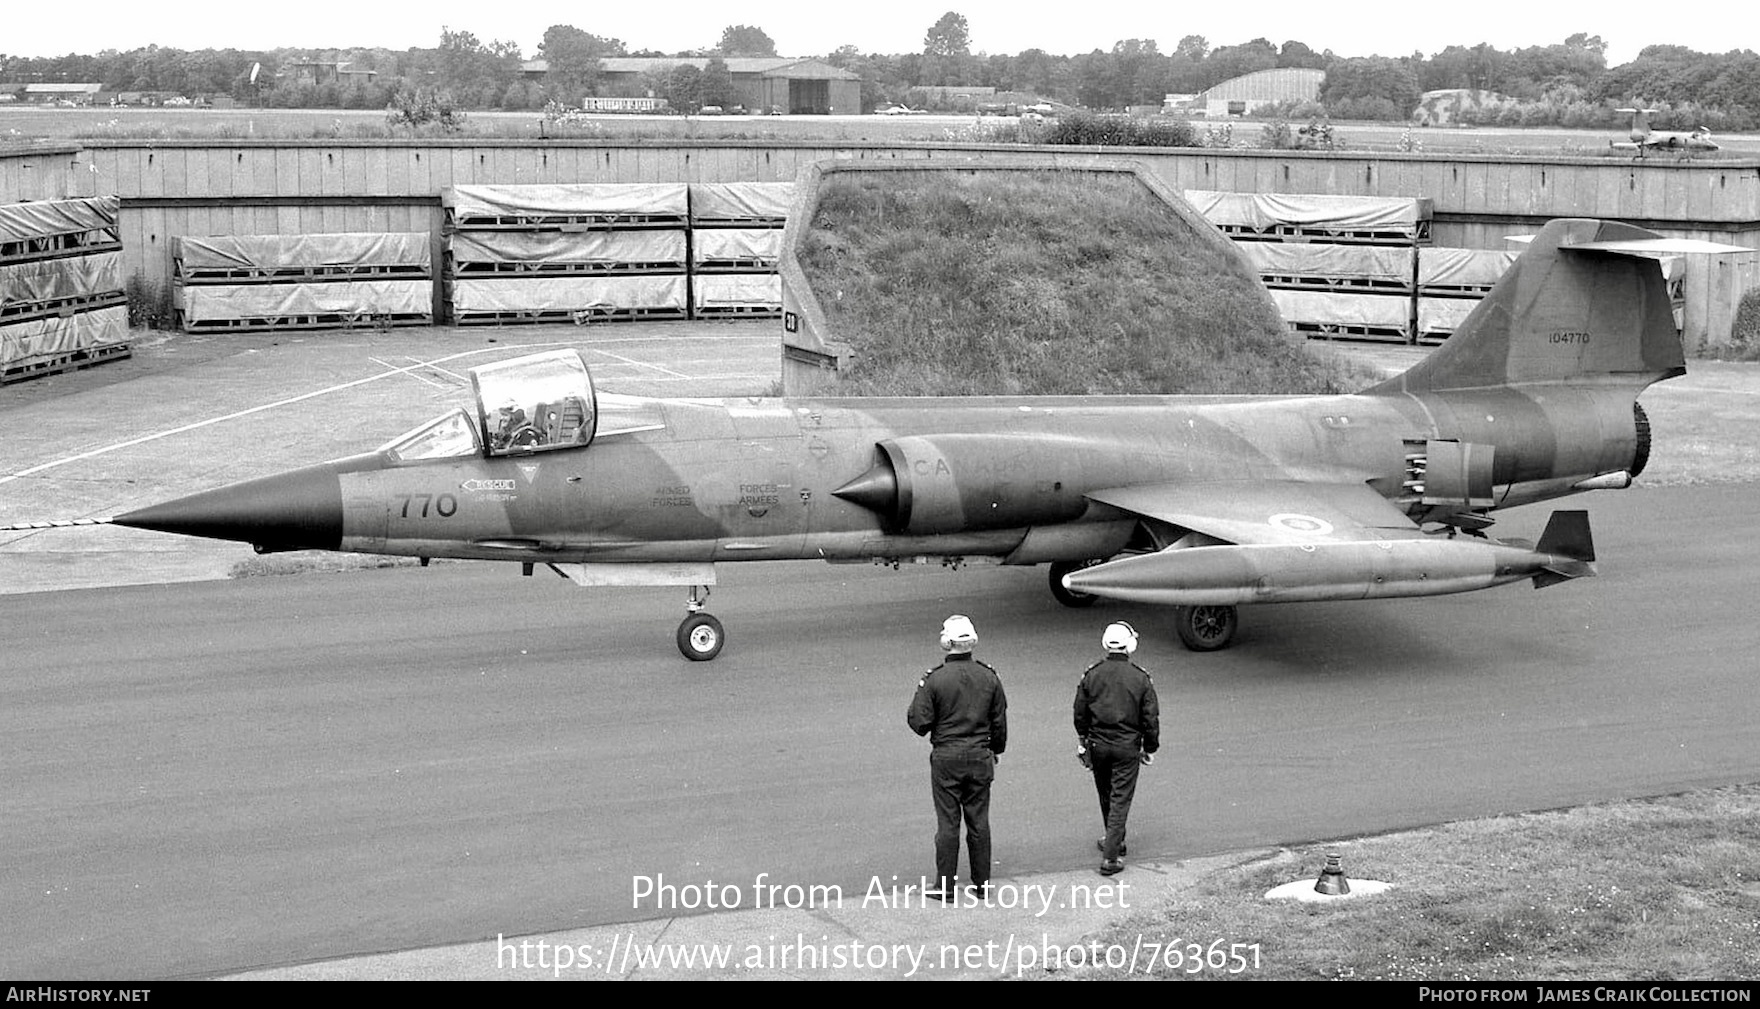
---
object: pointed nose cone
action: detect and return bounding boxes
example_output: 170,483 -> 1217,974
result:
112,463 -> 344,552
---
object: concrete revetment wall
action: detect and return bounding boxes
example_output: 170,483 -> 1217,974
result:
7,139 -> 1756,348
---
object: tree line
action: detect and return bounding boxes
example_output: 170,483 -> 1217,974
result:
3,15 -> 1757,129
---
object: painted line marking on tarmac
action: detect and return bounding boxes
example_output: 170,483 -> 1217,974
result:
585,346 -> 691,379
369,357 -> 448,389
407,357 -> 470,384
1,341 -> 773,486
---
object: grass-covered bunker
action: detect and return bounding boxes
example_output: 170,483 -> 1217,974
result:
778,160 -> 1349,397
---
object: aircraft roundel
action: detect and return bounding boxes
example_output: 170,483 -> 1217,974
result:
1269,513 -> 1334,537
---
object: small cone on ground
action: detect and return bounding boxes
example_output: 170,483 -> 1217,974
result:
1314,852 -> 1351,896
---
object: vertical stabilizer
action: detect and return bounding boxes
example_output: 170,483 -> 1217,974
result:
1368,219 -> 1686,395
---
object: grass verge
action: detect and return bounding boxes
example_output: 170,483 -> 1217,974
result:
1072,784 -> 1760,981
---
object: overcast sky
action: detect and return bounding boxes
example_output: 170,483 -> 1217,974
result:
3,0 -> 1746,66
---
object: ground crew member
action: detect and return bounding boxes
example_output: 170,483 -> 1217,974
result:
1074,621 -> 1160,875
907,614 -> 1007,898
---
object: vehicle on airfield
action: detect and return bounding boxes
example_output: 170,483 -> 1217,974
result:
1611,107 -> 1720,157
6,219 -> 1747,661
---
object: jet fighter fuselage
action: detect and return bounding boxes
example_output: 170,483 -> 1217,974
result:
19,217 -> 1747,659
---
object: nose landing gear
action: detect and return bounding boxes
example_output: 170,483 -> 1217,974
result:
677,585 -> 725,661
1173,604 -> 1237,651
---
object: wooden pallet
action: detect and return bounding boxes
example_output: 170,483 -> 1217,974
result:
0,290 -> 128,325
1417,283 -> 1498,297
446,212 -> 688,232
174,264 -> 431,285
690,216 -> 787,229
1290,321 -> 1414,344
1,342 -> 132,385
452,306 -> 689,326
694,259 -> 780,274
0,232 -> 123,268
692,305 -> 781,320
446,260 -> 686,277
1261,274 -> 1413,293
1220,223 -> 1430,246
176,312 -> 433,333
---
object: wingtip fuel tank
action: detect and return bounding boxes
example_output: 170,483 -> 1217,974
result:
1060,511 -> 1597,607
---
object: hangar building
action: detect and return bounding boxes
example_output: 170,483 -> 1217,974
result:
1195,68 -> 1324,117
523,57 -> 861,115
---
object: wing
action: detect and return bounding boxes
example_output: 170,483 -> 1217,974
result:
1085,478 -> 1424,546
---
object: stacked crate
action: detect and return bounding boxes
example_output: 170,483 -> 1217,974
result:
1186,190 -> 1431,343
443,184 -> 689,325
171,233 -> 433,332
688,182 -> 792,319
1415,248 -> 1519,344
0,195 -> 129,383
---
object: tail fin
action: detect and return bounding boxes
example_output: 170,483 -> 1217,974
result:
1532,509 -> 1596,589
1368,219 -> 1693,395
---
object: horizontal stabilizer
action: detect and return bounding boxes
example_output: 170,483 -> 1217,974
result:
1563,238 -> 1755,255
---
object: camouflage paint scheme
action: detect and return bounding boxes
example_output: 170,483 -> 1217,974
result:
82,219 -> 1725,658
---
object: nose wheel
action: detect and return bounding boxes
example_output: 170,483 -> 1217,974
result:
677,585 -> 725,661
1048,559 -> 1103,608
1173,604 -> 1238,651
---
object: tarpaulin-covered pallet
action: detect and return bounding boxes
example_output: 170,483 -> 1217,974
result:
1185,190 -> 1432,245
1236,242 -> 1415,293
172,232 -> 433,332
1,306 -> 131,383
691,230 -> 783,273
174,234 -> 432,283
175,282 -> 435,331
0,195 -> 123,267
1,196 -> 130,383
1269,289 -> 1413,343
693,274 -> 782,318
0,252 -> 126,324
450,276 -> 688,324
446,231 -> 687,276
1416,247 -> 1518,296
444,185 -> 692,324
686,183 -> 790,316
1413,247 -> 1520,343
689,183 -> 793,228
443,184 -> 690,231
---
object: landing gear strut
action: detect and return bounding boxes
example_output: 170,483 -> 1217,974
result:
1173,604 -> 1237,651
1048,559 -> 1102,608
676,585 -> 724,661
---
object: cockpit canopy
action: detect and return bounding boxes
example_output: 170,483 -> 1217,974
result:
381,349 -> 601,464
470,349 -> 597,457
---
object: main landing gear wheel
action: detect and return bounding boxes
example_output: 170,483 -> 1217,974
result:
1048,560 -> 1102,608
677,612 -> 725,662
1173,605 -> 1238,652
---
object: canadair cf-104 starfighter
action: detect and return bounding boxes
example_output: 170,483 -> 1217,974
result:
1611,107 -> 1721,157
6,218 -> 1740,660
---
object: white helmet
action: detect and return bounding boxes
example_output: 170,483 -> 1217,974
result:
1102,621 -> 1138,656
939,614 -> 978,653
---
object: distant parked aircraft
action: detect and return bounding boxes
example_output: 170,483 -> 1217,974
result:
1611,107 -> 1720,157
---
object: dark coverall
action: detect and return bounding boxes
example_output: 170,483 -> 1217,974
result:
1073,654 -> 1160,863
907,654 -> 1008,891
